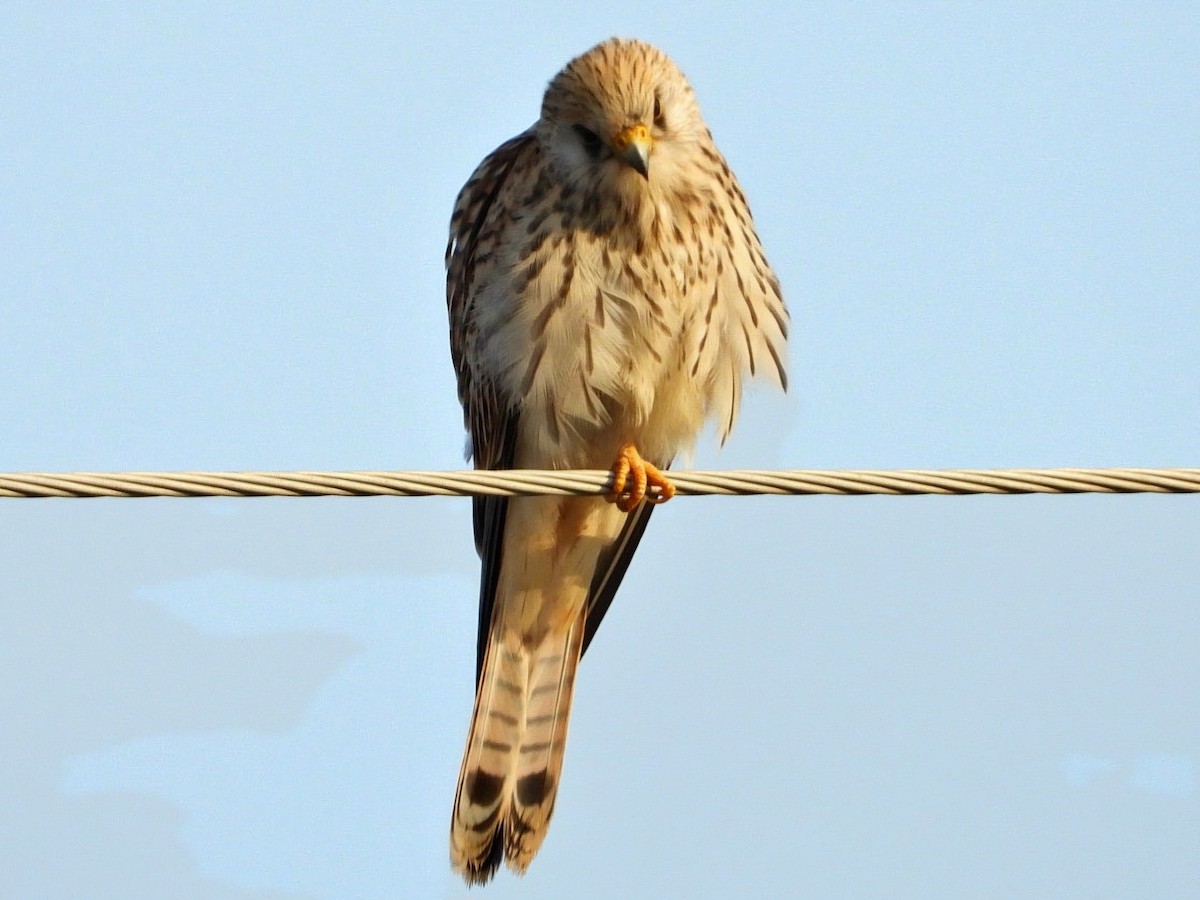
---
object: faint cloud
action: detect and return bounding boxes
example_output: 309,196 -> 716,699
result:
1128,754 -> 1196,797
1060,753 -> 1196,797
1061,754 -> 1117,788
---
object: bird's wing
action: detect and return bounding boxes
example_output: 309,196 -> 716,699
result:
447,129 -> 533,463
446,129 -> 536,680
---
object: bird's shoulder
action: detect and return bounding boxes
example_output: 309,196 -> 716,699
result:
446,127 -> 540,280
446,127 -> 542,469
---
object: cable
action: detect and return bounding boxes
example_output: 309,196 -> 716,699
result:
1,467 -> 1197,499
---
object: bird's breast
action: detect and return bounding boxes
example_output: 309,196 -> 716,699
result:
477,217 -> 709,466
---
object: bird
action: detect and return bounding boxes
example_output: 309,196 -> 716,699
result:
446,37 -> 788,884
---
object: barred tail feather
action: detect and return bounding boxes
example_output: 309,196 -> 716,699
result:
450,638 -> 525,883
505,619 -> 584,872
450,621 -> 584,883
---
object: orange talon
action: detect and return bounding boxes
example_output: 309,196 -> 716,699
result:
608,442 -> 676,512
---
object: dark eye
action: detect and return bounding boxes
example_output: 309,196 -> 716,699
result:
653,93 -> 665,127
572,124 -> 603,159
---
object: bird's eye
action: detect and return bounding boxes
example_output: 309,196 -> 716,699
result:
572,124 -> 604,159
653,93 -> 665,127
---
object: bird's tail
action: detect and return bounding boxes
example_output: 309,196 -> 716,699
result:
450,619 -> 585,884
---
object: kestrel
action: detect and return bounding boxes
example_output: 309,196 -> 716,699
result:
446,37 -> 788,883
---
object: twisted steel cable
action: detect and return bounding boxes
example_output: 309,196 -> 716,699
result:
0,467 -> 1197,499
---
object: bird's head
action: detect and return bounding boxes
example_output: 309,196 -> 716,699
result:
538,38 -> 709,212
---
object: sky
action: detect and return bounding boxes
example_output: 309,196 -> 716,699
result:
2,3 -> 1198,898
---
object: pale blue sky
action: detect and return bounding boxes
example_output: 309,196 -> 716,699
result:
2,4 -> 1198,898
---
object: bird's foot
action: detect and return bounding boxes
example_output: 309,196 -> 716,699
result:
608,442 -> 675,512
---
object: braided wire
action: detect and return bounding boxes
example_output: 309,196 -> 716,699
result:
0,467 -> 1197,499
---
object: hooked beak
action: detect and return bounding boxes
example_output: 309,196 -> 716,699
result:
612,122 -> 652,179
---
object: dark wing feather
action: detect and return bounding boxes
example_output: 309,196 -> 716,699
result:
470,414 -> 517,683
581,501 -> 655,656
581,459 -> 671,655
445,129 -> 537,683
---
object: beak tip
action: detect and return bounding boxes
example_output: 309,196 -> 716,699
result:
619,141 -> 651,179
